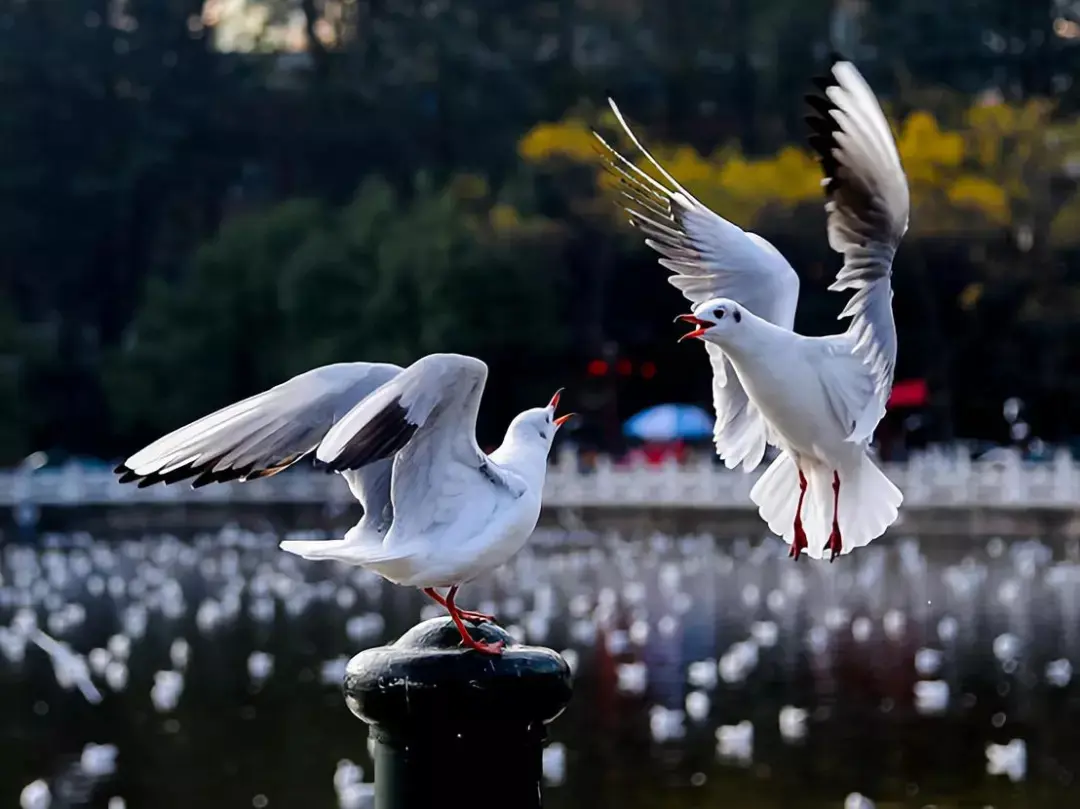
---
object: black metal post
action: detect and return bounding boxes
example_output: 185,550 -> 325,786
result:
343,617 -> 573,809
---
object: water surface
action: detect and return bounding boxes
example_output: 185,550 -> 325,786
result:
2,524 -> 1079,808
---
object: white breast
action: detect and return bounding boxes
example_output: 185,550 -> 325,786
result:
387,486 -> 542,588
727,343 -> 852,463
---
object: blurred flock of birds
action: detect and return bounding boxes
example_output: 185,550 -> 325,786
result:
3,525 -> 1080,807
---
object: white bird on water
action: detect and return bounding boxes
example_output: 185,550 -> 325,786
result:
595,57 -> 908,560
115,353 -> 573,654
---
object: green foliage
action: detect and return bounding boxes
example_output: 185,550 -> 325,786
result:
105,175 -> 569,447
104,198 -> 331,440
3,0 -> 1080,458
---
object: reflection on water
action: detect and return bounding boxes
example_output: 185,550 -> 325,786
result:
3,524 -> 1080,808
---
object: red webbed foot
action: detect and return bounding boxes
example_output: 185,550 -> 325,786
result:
445,584 -> 505,654
826,527 -> 843,562
790,524 -> 808,560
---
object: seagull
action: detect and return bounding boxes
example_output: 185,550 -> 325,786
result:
114,353 -> 574,654
29,629 -> 103,704
594,56 -> 907,561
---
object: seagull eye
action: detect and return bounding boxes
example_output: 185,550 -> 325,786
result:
733,310 -> 742,323
714,308 -> 726,320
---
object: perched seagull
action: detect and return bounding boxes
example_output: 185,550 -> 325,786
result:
594,57 -> 908,561
114,353 -> 573,654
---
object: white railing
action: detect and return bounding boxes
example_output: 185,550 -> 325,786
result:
0,446 -> 1077,510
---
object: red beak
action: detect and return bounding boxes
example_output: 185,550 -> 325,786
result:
675,313 -> 713,342
549,388 -> 575,428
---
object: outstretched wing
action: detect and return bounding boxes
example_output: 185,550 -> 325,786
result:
806,56 -> 910,443
115,362 -> 403,488
595,100 -> 801,471
316,353 -> 526,541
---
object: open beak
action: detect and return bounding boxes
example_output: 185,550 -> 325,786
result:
548,388 -> 575,428
675,313 -> 713,342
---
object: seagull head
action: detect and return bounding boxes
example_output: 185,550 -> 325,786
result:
507,388 -> 575,448
675,298 -> 744,344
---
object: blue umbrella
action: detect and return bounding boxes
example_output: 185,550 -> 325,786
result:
623,403 -> 714,442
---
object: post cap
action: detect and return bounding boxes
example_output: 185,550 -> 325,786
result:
343,617 -> 572,734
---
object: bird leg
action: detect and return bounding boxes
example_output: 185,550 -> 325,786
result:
826,471 -> 843,562
423,587 -> 496,624
790,470 -> 809,560
445,586 -> 505,655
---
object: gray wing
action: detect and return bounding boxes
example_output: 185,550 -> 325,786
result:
595,101 -> 801,472
806,58 -> 910,443
316,353 -> 527,541
115,362 -> 403,489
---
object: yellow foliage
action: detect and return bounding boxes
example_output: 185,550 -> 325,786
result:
772,147 -> 824,201
656,145 -> 715,187
965,99 -> 1057,174
958,282 -> 984,310
966,98 -> 1054,135
946,175 -> 1010,224
966,100 -> 1018,135
897,111 -> 964,186
518,117 -> 599,163
517,94 -> 1080,244
717,147 -> 820,205
489,203 -> 522,232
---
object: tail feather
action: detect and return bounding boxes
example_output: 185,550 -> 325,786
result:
278,538 -> 355,562
751,452 -> 902,559
838,455 -> 903,555
279,526 -> 409,565
751,453 -> 800,538
802,467 -> 835,558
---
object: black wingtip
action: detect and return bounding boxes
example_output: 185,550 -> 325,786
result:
191,468 -> 218,488
159,465 -> 196,485
116,448 -> 298,490
117,468 -> 140,485
117,458 -> 218,488
191,462 -> 255,488
804,76 -> 843,197
804,93 -> 834,115
321,397 -> 418,473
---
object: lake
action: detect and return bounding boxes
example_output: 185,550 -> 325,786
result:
2,521 -> 1079,808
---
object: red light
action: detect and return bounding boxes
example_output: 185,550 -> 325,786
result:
641,361 -> 656,379
587,359 -> 608,376
888,378 -> 928,408
616,358 -> 632,376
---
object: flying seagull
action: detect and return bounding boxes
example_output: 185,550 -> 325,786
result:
115,353 -> 573,653
595,57 -> 908,560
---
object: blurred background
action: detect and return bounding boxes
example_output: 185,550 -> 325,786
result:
5,1 -> 1080,808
